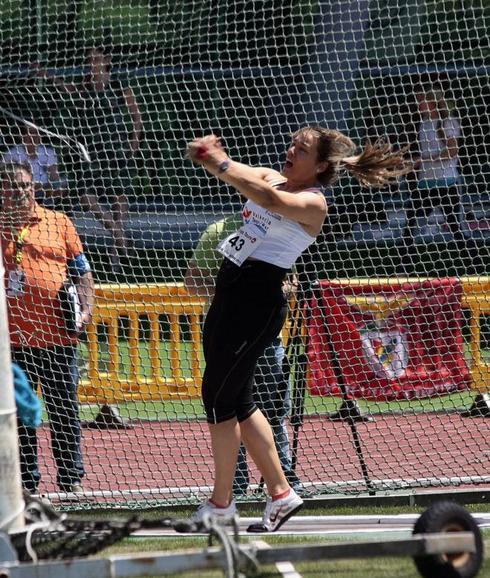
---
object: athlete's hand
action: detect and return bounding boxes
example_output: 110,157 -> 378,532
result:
186,134 -> 225,163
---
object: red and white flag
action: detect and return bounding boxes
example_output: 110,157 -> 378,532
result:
306,278 -> 471,401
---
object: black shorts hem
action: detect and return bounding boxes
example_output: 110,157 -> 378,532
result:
206,410 -> 237,425
237,405 -> 259,423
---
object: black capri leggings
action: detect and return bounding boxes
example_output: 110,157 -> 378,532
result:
202,258 -> 288,424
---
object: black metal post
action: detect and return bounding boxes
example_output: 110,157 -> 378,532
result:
310,281 -> 376,495
287,291 -> 308,472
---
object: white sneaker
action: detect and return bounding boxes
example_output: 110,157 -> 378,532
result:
247,488 -> 303,532
190,499 -> 237,526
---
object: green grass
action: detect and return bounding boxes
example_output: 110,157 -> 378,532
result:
94,531 -> 490,578
70,502 -> 490,520
68,504 -> 490,576
77,390 -> 478,423
76,339 -> 482,422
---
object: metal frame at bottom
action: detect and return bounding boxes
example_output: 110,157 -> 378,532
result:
0,532 -> 476,578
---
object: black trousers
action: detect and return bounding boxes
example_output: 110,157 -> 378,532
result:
13,346 -> 84,492
202,258 -> 288,424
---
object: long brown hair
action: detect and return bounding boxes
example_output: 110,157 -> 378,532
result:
294,126 -> 411,188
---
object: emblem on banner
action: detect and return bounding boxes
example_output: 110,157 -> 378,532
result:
347,292 -> 414,380
361,328 -> 408,379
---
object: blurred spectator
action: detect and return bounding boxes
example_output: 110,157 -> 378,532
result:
3,125 -> 66,209
12,362 -> 42,429
0,161 -> 94,494
184,214 -> 303,496
39,47 -> 143,273
399,83 -> 480,274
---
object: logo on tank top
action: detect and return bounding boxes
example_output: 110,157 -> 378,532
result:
242,205 -> 274,235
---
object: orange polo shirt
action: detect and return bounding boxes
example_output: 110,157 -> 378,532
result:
1,203 -> 83,347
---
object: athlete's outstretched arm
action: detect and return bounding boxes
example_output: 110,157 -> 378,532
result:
187,135 -> 326,229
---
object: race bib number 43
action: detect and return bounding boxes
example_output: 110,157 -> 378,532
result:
217,226 -> 264,266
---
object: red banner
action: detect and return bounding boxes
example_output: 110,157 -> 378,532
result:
306,278 -> 471,401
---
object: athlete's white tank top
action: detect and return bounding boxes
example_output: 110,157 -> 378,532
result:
243,174 -> 325,269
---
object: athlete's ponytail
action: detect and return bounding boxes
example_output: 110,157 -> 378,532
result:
294,126 -> 411,188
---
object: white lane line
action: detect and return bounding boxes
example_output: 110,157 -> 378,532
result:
254,539 -> 303,578
132,513 -> 490,538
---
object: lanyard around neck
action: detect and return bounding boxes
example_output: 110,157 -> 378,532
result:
14,225 -> 30,266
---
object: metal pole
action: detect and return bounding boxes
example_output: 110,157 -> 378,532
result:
0,244 -> 25,531
288,291 -> 308,472
311,281 -> 375,495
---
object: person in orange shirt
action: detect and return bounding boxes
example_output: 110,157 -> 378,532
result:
0,161 -> 94,494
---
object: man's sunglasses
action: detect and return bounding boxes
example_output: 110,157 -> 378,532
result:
11,181 -> 34,190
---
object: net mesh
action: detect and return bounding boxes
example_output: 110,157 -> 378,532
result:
0,1 -> 488,508
9,493 -> 219,561
11,515 -> 139,561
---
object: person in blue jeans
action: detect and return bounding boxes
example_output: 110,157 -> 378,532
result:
184,214 -> 303,495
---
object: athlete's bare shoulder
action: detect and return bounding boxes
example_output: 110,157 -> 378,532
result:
263,168 -> 285,180
263,169 -> 286,185
228,162 -> 281,182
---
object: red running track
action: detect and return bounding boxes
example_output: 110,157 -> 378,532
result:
34,412 -> 489,502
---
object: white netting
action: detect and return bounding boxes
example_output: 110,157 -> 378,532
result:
0,1 -> 488,507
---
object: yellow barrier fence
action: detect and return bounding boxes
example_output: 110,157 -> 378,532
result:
80,283 -> 203,403
79,278 -> 490,404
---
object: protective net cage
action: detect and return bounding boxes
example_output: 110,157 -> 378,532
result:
0,0 -> 488,508
9,493 -> 205,561
9,494 -> 140,561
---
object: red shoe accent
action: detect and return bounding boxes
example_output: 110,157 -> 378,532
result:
272,488 -> 291,502
209,498 -> 229,509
